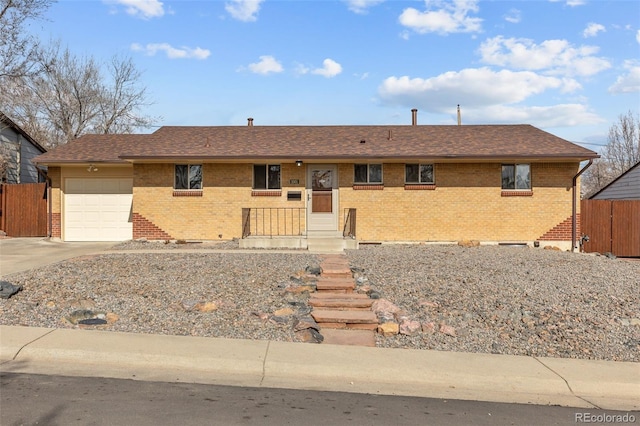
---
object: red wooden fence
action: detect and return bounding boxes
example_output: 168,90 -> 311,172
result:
581,199 -> 640,257
0,183 -> 48,237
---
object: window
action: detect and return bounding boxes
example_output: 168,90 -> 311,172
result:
405,164 -> 434,184
354,164 -> 382,184
253,164 -> 281,189
174,164 -> 202,190
501,164 -> 530,189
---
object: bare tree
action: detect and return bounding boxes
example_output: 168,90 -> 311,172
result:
602,110 -> 640,175
1,42 -> 158,147
0,0 -> 54,78
582,111 -> 640,197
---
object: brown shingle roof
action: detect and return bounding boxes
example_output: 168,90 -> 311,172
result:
34,124 -> 598,164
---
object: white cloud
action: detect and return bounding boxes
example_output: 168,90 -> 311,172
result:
130,43 -> 210,59
469,104 -> 601,127
344,0 -> 385,14
225,0 -> 264,22
311,59 -> 343,78
378,68 -> 572,111
504,9 -> 521,24
107,0 -> 164,19
247,55 -> 283,74
549,0 -> 586,6
608,60 -> 640,94
478,36 -> 611,77
398,0 -> 482,35
583,23 -> 605,38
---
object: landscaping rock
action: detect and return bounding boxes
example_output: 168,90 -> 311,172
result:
377,322 -> 399,336
0,281 -> 22,299
295,328 -> 324,343
399,319 -> 422,336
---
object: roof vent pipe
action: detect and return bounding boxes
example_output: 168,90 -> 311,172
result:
457,105 -> 461,126
247,118 -> 254,127
411,109 -> 417,126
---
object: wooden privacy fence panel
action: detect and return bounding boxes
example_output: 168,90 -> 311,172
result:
581,199 -> 640,257
0,183 -> 48,237
612,201 -> 640,257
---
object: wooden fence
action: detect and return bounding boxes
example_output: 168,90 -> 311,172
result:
0,183 -> 48,237
580,199 -> 640,257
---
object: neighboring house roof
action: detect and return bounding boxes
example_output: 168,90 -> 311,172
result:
589,161 -> 640,200
33,124 -> 598,165
0,112 -> 47,154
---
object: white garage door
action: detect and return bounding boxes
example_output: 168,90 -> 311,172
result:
64,178 -> 133,241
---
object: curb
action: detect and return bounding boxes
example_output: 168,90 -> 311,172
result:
1,326 -> 638,411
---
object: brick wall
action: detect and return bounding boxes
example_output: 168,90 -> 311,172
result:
131,161 -> 580,244
133,163 -> 306,240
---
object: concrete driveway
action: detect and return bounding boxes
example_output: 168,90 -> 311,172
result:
0,238 -> 117,277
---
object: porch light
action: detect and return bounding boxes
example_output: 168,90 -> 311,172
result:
87,164 -> 98,172
295,160 -> 303,167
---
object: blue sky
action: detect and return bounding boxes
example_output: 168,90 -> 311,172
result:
28,0 -> 640,149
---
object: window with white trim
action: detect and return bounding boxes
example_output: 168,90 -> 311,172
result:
174,164 -> 202,190
354,164 -> 382,184
253,164 -> 281,189
405,164 -> 434,184
501,164 -> 530,190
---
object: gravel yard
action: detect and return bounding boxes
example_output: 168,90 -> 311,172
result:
1,242 -> 638,362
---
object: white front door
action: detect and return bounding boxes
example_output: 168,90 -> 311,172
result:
306,165 -> 338,232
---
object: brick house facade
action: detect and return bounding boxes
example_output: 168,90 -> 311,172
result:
35,118 -> 598,248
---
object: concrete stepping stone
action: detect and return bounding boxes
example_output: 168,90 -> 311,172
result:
310,292 -> 369,299
311,309 -> 378,325
320,329 -> 376,347
315,278 -> 355,292
309,296 -> 373,310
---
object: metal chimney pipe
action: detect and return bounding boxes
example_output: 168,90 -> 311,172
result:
247,118 -> 254,126
457,105 -> 461,126
411,109 -> 417,126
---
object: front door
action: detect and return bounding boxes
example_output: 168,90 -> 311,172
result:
307,165 -> 338,232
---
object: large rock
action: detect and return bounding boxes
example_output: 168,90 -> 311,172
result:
439,324 -> 457,337
194,302 -> 218,313
399,319 -> 422,336
377,322 -> 399,336
293,316 -> 320,332
295,328 -> 324,343
0,281 -> 22,299
371,299 -> 400,316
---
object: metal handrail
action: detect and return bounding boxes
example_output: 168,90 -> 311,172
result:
343,208 -> 356,238
242,207 -> 306,238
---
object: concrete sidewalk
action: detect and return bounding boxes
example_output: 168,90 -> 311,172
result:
1,325 -> 638,411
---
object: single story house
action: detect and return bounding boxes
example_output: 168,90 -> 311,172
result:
1,112 -> 47,184
33,112 -> 598,250
589,161 -> 640,200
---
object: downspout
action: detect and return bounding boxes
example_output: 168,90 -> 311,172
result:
572,159 -> 593,252
37,167 -> 52,238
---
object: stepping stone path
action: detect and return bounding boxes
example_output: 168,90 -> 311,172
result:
309,254 -> 378,347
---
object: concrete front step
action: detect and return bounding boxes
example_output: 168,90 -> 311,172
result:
319,329 -> 376,347
311,309 -> 378,325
